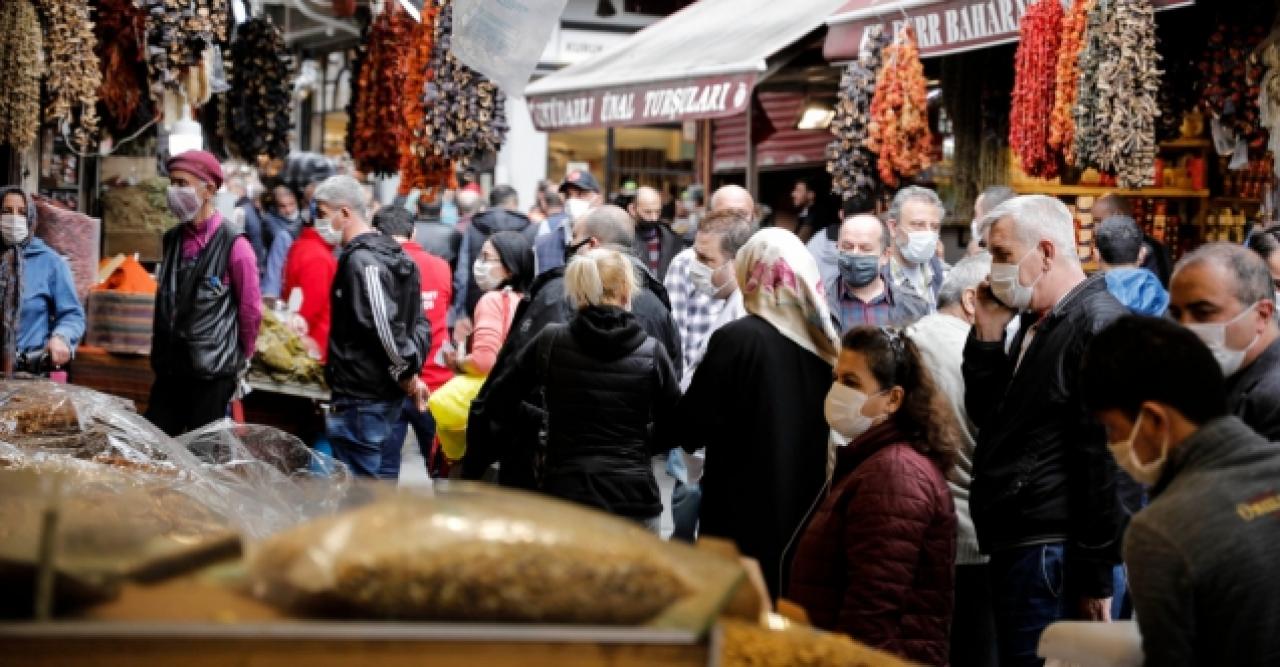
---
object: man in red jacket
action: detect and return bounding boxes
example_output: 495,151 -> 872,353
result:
373,206 -> 454,479
281,205 -> 340,361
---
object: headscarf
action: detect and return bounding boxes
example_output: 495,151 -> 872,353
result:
0,185 -> 36,375
488,230 -> 536,294
735,228 -> 840,366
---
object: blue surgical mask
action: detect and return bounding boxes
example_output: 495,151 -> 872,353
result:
837,252 -> 881,288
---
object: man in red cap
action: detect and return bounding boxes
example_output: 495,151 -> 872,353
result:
146,150 -> 262,436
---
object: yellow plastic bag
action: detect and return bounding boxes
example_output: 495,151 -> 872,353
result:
427,374 -> 486,461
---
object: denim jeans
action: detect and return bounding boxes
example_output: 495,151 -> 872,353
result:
326,397 -> 402,479
383,396 -> 438,480
1112,564 -> 1131,620
988,543 -> 1068,667
666,448 -> 701,542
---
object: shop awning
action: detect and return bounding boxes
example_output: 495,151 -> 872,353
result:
524,0 -> 850,131
824,0 -> 1195,62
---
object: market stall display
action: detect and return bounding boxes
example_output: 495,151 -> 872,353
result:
135,0 -> 228,104
1050,0 -> 1092,165
37,0 -> 102,153
223,17 -> 295,168
866,25 -> 932,188
100,176 -> 179,261
0,0 -> 43,150
251,310 -> 326,389
94,0 -> 151,133
1010,0 -> 1064,179
32,198 -> 101,303
1198,22 -> 1268,159
827,25 -> 891,202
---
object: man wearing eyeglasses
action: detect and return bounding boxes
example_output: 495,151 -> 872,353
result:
1168,242 -> 1280,441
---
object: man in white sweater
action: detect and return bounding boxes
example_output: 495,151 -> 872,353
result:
906,251 -> 996,667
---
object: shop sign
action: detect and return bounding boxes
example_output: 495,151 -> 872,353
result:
540,27 -> 631,66
527,73 -> 756,131
824,0 -> 1195,61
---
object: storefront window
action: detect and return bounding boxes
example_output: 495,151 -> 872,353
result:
546,124 -> 695,201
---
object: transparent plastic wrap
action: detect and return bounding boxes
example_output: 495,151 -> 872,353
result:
0,379 -> 351,540
248,484 -> 745,627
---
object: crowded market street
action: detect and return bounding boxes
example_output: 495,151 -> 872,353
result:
3,0 -> 1280,665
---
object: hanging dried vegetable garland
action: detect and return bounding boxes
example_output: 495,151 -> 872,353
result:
827,25 -> 891,201
1073,0 -> 1162,188
96,0 -> 151,133
420,0 -> 508,170
349,5 -> 413,176
135,0 -> 228,106
224,17 -> 295,165
1009,0 -> 1063,179
866,25 -> 931,188
39,0 -> 103,152
1049,0 -> 1092,165
0,0 -> 43,150
399,2 -> 455,196
1197,23 -> 1268,155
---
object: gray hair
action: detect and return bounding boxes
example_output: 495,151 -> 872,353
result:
937,252 -> 992,310
976,186 -> 1015,218
1095,215 -> 1144,265
313,175 -> 368,220
888,185 -> 945,223
581,205 -> 635,248
698,209 -> 757,259
980,195 -> 1078,264
1176,242 -> 1275,306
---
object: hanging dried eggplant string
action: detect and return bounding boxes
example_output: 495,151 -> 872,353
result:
865,24 -> 932,188
1074,0 -> 1162,188
135,0 -> 228,109
225,17 -> 295,167
1198,22 -> 1269,156
0,0 -> 43,150
421,0 -> 509,170
827,25 -> 890,202
1010,0 -> 1063,179
38,0 -> 103,153
96,0 -> 152,134
350,4 -> 413,176
399,2 -> 455,196
1049,0 -> 1092,165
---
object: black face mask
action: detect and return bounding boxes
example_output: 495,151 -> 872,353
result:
564,237 -> 592,262
636,217 -> 661,231
837,253 -> 881,288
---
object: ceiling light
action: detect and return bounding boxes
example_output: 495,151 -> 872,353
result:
796,101 -> 835,131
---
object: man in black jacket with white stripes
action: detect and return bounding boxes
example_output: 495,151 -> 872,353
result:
315,176 -> 431,478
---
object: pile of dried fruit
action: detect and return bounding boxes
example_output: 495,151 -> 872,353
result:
349,5 -> 414,176
1049,0 -> 1092,165
827,25 -> 891,201
1073,0 -> 1162,188
224,17 -> 295,165
136,0 -> 228,105
1010,0 -> 1064,179
398,2 -> 456,196
420,0 -> 508,170
866,25 -> 932,187
95,0 -> 152,133
0,0 -> 42,150
38,0 -> 103,153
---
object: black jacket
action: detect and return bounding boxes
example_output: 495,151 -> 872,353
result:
631,222 -> 686,282
459,208 -> 536,317
463,254 -> 683,488
1225,336 -> 1280,441
414,219 -> 462,272
152,221 -> 243,379
326,232 -> 431,401
478,306 -> 680,518
962,273 -> 1128,598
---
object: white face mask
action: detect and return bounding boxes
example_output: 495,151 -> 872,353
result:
473,259 -> 503,292
1185,303 -> 1260,377
565,197 -> 591,221
990,247 -> 1044,311
314,217 -> 343,246
1107,414 -> 1169,487
898,230 -> 939,265
0,214 -> 29,246
824,383 -> 886,440
689,259 -> 732,299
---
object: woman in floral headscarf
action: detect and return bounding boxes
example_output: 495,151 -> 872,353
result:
675,228 -> 839,601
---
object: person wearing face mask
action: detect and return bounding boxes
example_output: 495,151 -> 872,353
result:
0,186 -> 85,376
809,195 -> 873,286
476,247 -> 681,530
887,186 -> 948,308
450,185 -> 536,358
1167,242 -> 1280,440
147,151 -> 262,436
260,184 -> 304,299
902,252 -> 998,667
963,195 -> 1129,667
280,188 -> 340,363
533,170 -> 600,277
629,186 -> 684,281
789,326 -> 959,666
826,213 -> 930,333
317,175 -> 432,478
445,231 -> 533,378
1081,315 -> 1280,667
661,209 -> 754,542
461,206 -> 681,488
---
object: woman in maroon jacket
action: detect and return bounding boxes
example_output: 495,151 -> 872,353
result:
789,326 -> 960,666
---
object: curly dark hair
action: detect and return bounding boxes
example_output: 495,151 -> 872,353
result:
841,326 -> 961,475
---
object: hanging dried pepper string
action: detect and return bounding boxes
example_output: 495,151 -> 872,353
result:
96,0 -> 150,132
866,24 -> 932,188
399,2 -> 455,197
350,4 -> 413,176
1049,0 -> 1093,165
1010,0 -> 1064,179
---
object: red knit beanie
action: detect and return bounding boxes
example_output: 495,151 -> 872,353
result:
166,150 -> 224,189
